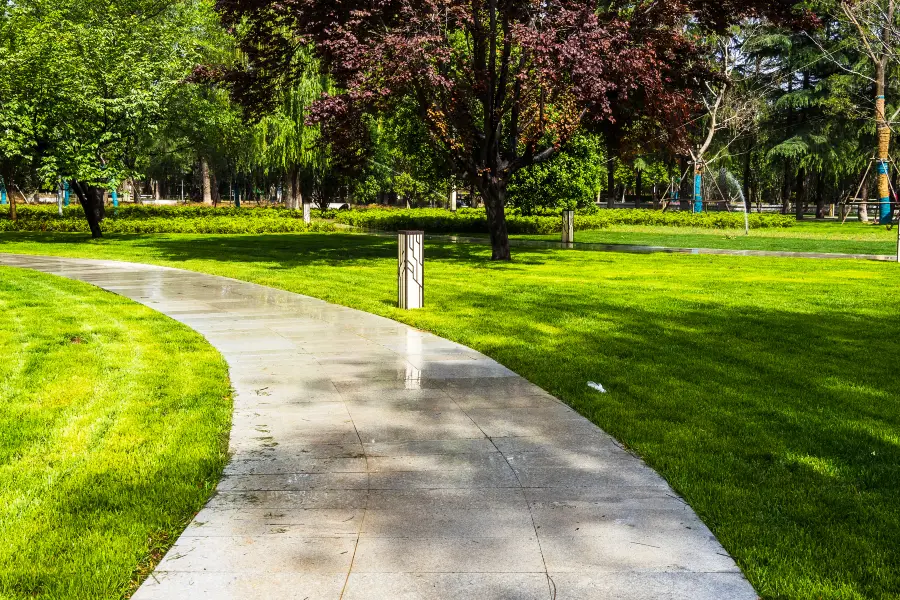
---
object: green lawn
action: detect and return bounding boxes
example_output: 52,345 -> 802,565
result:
0,266 -> 232,600
0,232 -> 898,600
511,219 -> 900,255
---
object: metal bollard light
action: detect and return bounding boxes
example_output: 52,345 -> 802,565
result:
398,230 -> 424,309
561,210 -> 575,245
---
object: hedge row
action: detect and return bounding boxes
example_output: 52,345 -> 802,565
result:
12,205 -> 312,220
0,216 -> 335,234
2,204 -> 794,235
333,208 -> 795,234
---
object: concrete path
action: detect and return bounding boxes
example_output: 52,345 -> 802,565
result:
0,255 -> 757,600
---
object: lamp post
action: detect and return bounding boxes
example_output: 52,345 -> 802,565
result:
398,230 -> 424,309
562,210 -> 575,246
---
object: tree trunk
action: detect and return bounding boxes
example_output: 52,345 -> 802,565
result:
478,178 -> 511,261
70,180 -> 105,238
860,172 -> 870,223
781,162 -> 793,215
635,169 -> 643,207
795,168 -> 806,220
606,136 -> 617,209
814,172 -> 826,219
201,159 -> 213,205
8,181 -> 17,222
875,48 -> 892,225
288,166 -> 302,210
742,142 -> 754,212
693,163 -> 704,213
210,171 -> 220,207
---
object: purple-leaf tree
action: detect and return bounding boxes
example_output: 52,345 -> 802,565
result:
217,0 -> 809,259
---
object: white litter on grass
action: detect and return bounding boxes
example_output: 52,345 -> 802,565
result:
588,381 -> 607,393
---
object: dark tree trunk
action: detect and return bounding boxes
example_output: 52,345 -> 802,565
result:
70,180 -> 105,238
211,171 -> 220,207
677,156 -> 691,210
742,142 -> 754,212
201,159 -> 213,205
781,162 -> 793,215
477,178 -> 511,261
795,168 -> 806,221
288,165 -> 302,210
4,172 -> 17,221
782,76 -> 794,216
606,136 -> 617,208
860,171 -> 870,223
635,170 -> 643,207
815,172 -> 826,219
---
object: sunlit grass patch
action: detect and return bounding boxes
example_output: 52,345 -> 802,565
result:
0,266 -> 231,599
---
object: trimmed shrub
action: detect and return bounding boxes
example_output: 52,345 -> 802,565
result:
1,206 -> 335,234
12,205 -> 313,220
333,208 -> 795,234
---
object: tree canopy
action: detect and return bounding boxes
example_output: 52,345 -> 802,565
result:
216,0 -> 811,258
6,0 -> 900,252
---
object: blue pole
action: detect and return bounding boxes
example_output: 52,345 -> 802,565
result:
878,160 -> 892,225
112,190 -> 119,208
0,188 -> 6,205
693,172 -> 703,213
64,181 -> 70,206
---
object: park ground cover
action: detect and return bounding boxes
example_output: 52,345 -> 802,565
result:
0,232 -> 897,599
0,267 -> 232,600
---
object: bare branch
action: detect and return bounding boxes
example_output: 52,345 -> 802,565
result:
842,1 -> 880,63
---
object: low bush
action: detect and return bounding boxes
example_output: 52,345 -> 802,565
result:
12,204 -> 312,220
333,207 -> 795,234
0,215 -> 334,235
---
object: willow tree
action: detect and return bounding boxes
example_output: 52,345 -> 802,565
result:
253,54 -> 333,210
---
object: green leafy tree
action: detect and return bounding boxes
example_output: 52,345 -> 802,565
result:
0,0 -> 221,236
508,133 -> 604,214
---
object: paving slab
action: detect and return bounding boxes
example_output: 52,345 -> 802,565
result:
0,255 -> 757,600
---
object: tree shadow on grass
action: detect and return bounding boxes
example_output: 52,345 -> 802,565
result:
457,285 -> 900,599
0,232 -> 559,269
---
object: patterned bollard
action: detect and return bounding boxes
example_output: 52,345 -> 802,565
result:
303,202 -> 311,224
398,230 -> 424,309
561,210 -> 575,246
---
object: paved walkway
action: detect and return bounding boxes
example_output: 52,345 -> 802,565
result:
0,255 -> 757,600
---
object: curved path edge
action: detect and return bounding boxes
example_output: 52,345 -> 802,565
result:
0,254 -> 757,600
